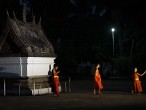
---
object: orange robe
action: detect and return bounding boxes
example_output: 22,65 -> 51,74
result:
133,73 -> 142,93
53,75 -> 59,96
52,69 -> 59,96
94,69 -> 103,89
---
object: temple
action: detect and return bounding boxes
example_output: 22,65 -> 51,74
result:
0,6 -> 58,95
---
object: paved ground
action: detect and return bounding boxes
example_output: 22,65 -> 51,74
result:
0,79 -> 146,110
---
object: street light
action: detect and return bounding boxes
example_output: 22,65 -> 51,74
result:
111,28 -> 115,57
111,28 -> 115,77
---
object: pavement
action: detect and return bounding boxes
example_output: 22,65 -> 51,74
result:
0,79 -> 146,110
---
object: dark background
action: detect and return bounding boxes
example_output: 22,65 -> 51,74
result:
0,0 -> 146,78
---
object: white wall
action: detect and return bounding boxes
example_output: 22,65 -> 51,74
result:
0,57 -> 56,77
26,57 -> 55,76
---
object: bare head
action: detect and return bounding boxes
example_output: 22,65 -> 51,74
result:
96,64 -> 100,68
134,68 -> 137,73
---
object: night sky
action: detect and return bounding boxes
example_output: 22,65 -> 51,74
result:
0,0 -> 146,76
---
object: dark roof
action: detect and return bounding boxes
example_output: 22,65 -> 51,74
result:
0,11 -> 56,57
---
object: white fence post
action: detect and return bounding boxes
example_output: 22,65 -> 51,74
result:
68,77 -> 71,92
64,82 -> 67,92
4,78 -> 6,96
18,84 -> 21,96
33,81 -> 35,96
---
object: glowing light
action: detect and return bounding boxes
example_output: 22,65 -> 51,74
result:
111,28 -> 115,32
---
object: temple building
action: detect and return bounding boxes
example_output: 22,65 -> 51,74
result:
0,7 -> 57,95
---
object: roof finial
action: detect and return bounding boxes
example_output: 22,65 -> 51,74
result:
23,3 -> 26,23
37,17 -> 41,26
13,11 -> 17,20
38,17 -> 41,24
33,15 -> 36,24
6,9 -> 10,18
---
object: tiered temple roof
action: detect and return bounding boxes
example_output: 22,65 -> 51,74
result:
0,9 -> 56,57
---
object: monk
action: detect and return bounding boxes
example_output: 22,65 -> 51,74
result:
52,65 -> 60,96
133,67 -> 146,94
94,64 -> 103,94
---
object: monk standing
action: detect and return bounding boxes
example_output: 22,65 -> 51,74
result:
133,67 -> 146,95
52,64 -> 60,96
94,64 -> 103,94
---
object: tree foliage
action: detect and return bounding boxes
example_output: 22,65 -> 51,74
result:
0,0 -> 146,76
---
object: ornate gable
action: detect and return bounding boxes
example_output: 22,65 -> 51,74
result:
0,10 -> 56,57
